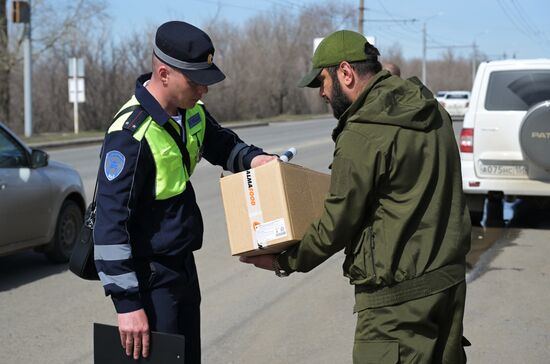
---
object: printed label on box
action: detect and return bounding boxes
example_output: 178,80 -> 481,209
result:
243,169 -> 264,249
255,218 -> 288,247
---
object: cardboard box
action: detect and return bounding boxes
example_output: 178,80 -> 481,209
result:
220,160 -> 330,256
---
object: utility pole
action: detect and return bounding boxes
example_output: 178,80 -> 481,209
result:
0,2 -> 9,125
23,19 -> 31,137
422,22 -> 427,85
13,1 -> 32,137
358,0 -> 365,34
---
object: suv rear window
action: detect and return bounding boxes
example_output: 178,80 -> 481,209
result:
446,94 -> 469,99
485,70 -> 550,111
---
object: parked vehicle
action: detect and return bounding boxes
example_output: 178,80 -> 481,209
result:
0,122 -> 86,262
459,59 -> 550,220
439,90 -> 471,118
435,90 -> 450,102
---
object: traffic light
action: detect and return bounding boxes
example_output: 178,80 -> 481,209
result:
12,1 -> 31,23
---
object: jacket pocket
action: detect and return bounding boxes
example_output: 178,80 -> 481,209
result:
344,227 -> 377,285
353,340 -> 399,364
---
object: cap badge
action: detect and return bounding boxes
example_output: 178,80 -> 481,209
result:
207,54 -> 213,65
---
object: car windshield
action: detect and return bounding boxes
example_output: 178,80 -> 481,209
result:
0,127 -> 27,168
485,70 -> 550,111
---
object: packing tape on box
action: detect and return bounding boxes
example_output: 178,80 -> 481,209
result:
243,169 -> 289,249
243,169 -> 265,249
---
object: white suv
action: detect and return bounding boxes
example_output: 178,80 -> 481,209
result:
460,59 -> 550,217
439,91 -> 471,118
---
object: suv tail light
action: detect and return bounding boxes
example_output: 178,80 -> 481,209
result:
460,128 -> 473,153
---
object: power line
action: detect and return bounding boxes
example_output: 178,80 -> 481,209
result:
374,0 -> 418,34
510,0 -> 539,36
372,1 -> 466,54
264,0 -> 304,9
498,0 -> 531,37
196,0 -> 264,13
510,0 -> 550,47
497,0 -> 550,50
362,18 -> 417,23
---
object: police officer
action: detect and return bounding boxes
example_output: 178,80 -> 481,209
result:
241,30 -> 471,363
93,21 -> 275,363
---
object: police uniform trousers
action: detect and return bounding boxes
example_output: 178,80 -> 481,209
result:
353,280 -> 469,364
139,253 -> 202,364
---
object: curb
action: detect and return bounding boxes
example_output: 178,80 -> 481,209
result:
29,121 -> 269,150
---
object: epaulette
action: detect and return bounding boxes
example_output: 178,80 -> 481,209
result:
122,106 -> 149,133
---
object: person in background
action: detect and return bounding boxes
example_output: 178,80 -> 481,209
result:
383,61 -> 401,76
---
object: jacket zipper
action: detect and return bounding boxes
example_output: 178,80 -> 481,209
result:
369,229 -> 377,279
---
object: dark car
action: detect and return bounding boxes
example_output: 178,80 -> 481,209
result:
0,122 -> 85,262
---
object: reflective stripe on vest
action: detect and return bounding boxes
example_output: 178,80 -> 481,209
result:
108,98 -> 206,200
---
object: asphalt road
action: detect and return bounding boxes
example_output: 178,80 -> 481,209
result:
1,118 -> 548,363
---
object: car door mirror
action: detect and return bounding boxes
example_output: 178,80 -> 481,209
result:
31,149 -> 49,168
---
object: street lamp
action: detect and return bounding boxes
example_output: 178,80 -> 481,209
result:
421,12 -> 443,85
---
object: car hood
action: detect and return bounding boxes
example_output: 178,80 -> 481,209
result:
48,159 -> 75,171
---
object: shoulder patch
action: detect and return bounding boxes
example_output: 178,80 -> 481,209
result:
104,150 -> 126,181
123,107 -> 148,133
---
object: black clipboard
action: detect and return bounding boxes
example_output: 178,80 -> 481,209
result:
94,323 -> 185,363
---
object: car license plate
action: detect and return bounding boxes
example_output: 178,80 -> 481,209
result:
478,162 -> 527,177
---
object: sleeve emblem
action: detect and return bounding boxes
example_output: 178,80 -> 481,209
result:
104,150 -> 126,181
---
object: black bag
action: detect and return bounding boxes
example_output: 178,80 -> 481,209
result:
70,106 -> 142,281
69,202 -> 99,280
69,148 -> 102,280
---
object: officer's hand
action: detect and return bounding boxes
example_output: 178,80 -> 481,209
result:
250,155 -> 277,168
118,309 -> 150,360
240,254 -> 276,271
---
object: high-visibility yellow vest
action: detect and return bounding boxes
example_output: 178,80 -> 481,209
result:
108,96 -> 206,200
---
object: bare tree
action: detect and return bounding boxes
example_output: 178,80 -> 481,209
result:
0,1 -> 9,123
203,2 -> 355,121
4,0 -> 493,134
3,0 -> 108,131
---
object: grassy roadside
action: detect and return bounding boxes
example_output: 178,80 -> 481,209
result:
20,113 -> 332,145
21,130 -> 104,144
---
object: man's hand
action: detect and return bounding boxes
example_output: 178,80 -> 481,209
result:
118,309 -> 150,360
240,254 -> 276,271
250,154 -> 277,168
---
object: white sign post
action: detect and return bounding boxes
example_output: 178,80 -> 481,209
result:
68,58 -> 85,134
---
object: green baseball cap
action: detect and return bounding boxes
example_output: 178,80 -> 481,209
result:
298,30 -> 375,88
